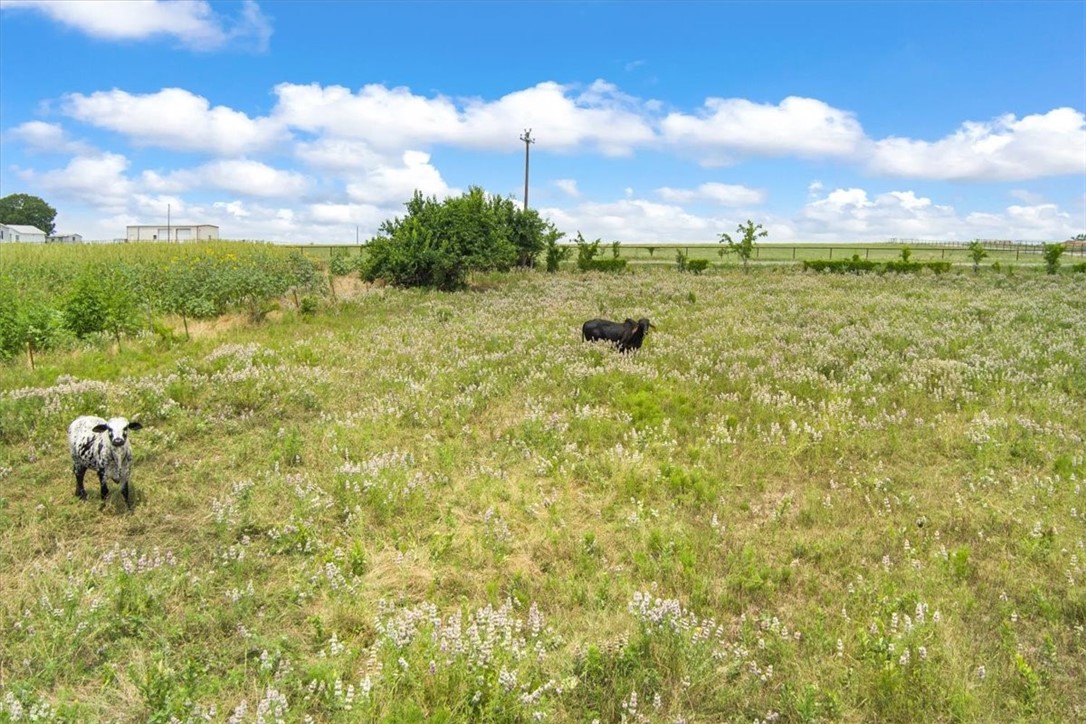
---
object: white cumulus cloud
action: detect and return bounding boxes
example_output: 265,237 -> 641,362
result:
661,96 -> 865,164
6,120 -> 92,154
457,80 -> 656,155
142,160 -> 309,198
869,108 -> 1086,181
344,150 -> 453,206
61,88 -> 286,155
799,185 -> 1076,241
23,151 -> 133,212
271,80 -> 656,156
0,0 -> 272,51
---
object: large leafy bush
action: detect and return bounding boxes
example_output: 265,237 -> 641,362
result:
361,187 -> 561,290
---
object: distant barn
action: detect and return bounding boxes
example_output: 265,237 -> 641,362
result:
126,224 -> 219,242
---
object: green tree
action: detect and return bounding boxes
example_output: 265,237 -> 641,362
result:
497,199 -> 557,268
0,193 -> 58,235
719,220 -> 768,272
1041,242 -> 1065,275
967,240 -> 988,273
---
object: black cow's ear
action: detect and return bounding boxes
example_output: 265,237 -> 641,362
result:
92,424 -> 110,433
128,422 -> 143,431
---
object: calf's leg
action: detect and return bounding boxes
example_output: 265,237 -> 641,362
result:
74,465 -> 88,500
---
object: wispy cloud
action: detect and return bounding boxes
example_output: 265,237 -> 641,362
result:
555,179 -> 580,197
656,182 -> 765,207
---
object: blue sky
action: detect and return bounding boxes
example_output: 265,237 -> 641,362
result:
1,0 -> 1083,243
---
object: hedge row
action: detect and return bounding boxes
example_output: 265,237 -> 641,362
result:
803,258 -> 952,274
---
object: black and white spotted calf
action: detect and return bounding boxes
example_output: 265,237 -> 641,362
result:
68,416 -> 142,506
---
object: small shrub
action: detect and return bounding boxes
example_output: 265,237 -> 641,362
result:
544,229 -> 570,272
687,259 -> 709,274
574,232 -> 604,271
328,248 -> 355,276
675,250 -> 688,273
586,258 -> 628,273
63,267 -> 140,343
1071,261 -> 1086,273
884,261 -> 921,274
886,261 -> 951,274
804,256 -> 877,274
299,295 -> 320,315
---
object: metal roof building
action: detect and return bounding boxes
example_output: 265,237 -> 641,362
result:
126,224 -> 220,242
0,224 -> 48,242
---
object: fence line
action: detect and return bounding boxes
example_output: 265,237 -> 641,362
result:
36,238 -> 1083,258
279,242 -> 1084,261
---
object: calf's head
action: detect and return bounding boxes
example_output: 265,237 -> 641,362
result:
92,417 -> 143,447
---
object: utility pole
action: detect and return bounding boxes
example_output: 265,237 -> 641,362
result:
519,129 -> 535,210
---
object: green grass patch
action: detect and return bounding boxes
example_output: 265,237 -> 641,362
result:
1,267 -> 1084,720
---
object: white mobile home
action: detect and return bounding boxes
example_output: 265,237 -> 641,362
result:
0,224 -> 48,243
126,224 -> 220,242
50,233 -> 83,243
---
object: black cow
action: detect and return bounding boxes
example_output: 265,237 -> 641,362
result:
582,317 -> 654,353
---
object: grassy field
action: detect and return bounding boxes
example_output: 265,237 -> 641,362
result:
1,267 -> 1084,722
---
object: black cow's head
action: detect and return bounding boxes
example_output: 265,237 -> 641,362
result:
619,318 -> 654,352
